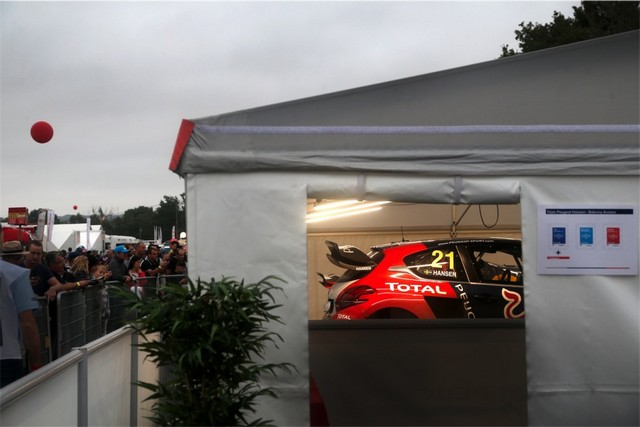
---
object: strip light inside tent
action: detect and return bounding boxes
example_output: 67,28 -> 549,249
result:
306,200 -> 390,223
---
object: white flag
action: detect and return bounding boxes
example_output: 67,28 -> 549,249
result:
46,210 -> 55,251
35,211 -> 46,241
86,217 -> 91,249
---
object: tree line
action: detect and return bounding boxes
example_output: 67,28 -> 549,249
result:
500,1 -> 639,57
24,194 -> 186,242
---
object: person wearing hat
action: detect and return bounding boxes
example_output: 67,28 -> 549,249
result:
0,239 -> 42,385
108,245 -> 132,285
0,240 -> 29,265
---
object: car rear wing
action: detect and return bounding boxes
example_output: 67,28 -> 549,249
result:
325,240 -> 377,271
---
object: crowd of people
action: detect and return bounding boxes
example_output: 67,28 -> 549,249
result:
0,237 -> 187,387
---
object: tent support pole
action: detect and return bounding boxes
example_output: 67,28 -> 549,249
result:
451,204 -> 473,238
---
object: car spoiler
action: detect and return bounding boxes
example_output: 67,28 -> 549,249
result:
325,240 -> 377,271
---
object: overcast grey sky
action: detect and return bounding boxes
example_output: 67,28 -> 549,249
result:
1,1 -> 579,217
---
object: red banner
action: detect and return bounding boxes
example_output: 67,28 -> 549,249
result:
7,207 -> 28,225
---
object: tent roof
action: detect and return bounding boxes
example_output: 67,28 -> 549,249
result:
170,31 -> 639,177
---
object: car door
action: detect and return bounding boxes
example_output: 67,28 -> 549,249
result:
403,243 -> 475,318
456,241 -> 524,319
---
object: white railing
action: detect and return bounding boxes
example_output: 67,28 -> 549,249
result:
0,327 -> 159,427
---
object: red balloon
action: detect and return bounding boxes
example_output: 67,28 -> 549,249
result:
73,205 -> 78,210
31,121 -> 54,143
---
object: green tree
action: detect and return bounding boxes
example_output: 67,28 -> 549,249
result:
107,214 -> 124,236
28,208 -> 59,225
154,194 -> 186,241
90,207 -> 115,234
501,1 -> 639,57
120,206 -> 155,239
85,194 -> 186,240
69,213 -> 86,224
28,209 -> 42,224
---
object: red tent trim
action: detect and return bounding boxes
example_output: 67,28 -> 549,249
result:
169,119 -> 195,172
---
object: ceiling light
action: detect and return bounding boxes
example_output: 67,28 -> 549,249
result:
306,200 -> 390,223
306,206 -> 385,223
312,199 -> 361,211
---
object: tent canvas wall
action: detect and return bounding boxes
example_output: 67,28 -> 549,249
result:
170,31 -> 639,425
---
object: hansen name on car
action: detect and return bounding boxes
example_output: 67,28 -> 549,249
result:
421,269 -> 458,278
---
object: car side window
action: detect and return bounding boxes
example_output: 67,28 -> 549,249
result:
470,245 -> 522,284
404,246 -> 467,282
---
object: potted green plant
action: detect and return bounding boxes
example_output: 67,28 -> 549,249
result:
115,275 -> 295,426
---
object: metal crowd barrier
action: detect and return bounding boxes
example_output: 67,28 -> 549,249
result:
57,288 -> 85,357
84,284 -> 103,343
33,298 -> 52,365
33,274 -> 186,363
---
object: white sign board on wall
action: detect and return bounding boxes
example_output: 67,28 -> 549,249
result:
537,205 -> 638,275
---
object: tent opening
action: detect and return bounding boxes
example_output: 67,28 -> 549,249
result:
307,198 -> 528,425
307,200 -> 522,320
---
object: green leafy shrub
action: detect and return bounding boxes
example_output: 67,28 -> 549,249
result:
116,276 -> 295,426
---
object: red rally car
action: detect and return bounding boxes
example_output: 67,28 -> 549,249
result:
319,238 -> 524,320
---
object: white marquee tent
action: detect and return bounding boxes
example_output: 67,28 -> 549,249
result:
170,31 -> 639,425
43,223 -> 105,252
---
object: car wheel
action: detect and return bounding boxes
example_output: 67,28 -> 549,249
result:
368,308 -> 418,319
